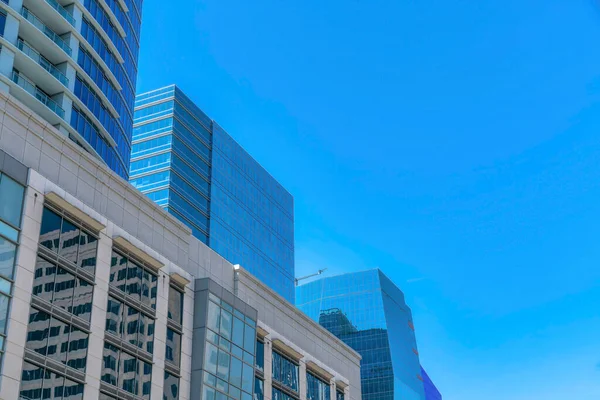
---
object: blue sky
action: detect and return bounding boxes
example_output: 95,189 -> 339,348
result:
137,1 -> 600,398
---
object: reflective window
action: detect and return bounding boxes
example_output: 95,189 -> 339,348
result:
32,257 -> 93,322
272,387 -> 295,400
164,371 -> 179,400
255,340 -> 264,372
25,309 -> 88,371
110,250 -> 157,307
0,235 -> 16,280
0,174 -> 24,228
307,373 -> 331,400
39,208 -> 98,273
337,390 -> 345,400
101,343 -> 152,399
272,351 -> 298,392
203,297 -> 257,400
254,377 -> 264,400
165,328 -> 181,366
168,286 -> 183,324
20,361 -> 84,400
105,296 -> 154,354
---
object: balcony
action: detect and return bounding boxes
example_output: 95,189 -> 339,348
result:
20,7 -> 72,57
11,70 -> 65,119
44,0 -> 75,26
17,38 -> 68,87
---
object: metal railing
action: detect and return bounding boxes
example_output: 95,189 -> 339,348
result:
17,38 -> 69,87
11,70 -> 65,119
20,7 -> 72,57
45,0 -> 76,26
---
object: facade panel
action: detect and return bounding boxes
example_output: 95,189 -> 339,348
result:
131,85 -> 295,302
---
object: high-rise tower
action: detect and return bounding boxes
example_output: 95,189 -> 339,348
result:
0,0 -> 142,179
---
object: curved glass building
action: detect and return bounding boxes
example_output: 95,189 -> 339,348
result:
0,0 -> 142,179
297,269 -> 428,400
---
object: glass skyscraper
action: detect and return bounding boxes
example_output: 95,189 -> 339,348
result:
296,269 -> 427,400
421,367 -> 442,400
0,0 -> 142,179
130,85 -> 295,301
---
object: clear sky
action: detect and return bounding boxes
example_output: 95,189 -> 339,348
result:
137,1 -> 600,399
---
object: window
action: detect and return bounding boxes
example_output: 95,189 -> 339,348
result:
273,387 -> 295,400
165,328 -> 181,366
255,377 -> 264,400
168,286 -> 183,324
164,371 -> 180,400
337,390 -> 345,400
101,343 -> 152,398
104,296 -> 154,354
0,235 -> 17,279
0,173 -> 24,228
272,351 -> 299,392
307,373 -> 331,400
255,340 -> 264,372
203,296 -> 257,400
25,308 -> 89,372
39,207 -> 98,273
32,257 -> 93,321
20,361 -> 84,400
110,250 -> 157,307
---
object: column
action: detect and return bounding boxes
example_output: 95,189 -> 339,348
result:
82,223 -> 113,399
329,380 -> 336,400
0,184 -> 43,400
150,270 -> 170,400
179,280 -> 195,400
263,337 -> 273,400
299,359 -> 307,400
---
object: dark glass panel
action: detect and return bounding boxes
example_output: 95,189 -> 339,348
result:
142,269 -> 157,309
63,378 -> 84,400
53,267 -> 75,312
163,371 -> 179,400
110,251 -> 127,292
20,361 -> 47,400
165,328 -> 180,366
124,305 -> 140,346
167,286 -> 182,323
77,231 -> 97,274
33,257 -> 56,303
40,208 -> 61,253
26,309 -> 51,356
59,219 -> 80,264
126,260 -> 142,300
105,297 -> 123,336
46,317 -> 68,364
43,370 -> 64,400
101,342 -> 119,386
72,277 -> 93,321
119,351 -> 139,395
0,236 -> 16,279
66,326 -> 88,371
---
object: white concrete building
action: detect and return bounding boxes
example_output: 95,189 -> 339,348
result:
0,89 -> 362,400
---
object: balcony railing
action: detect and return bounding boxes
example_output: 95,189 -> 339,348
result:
17,38 -> 69,87
20,7 -> 72,57
11,70 -> 65,119
45,0 -> 76,26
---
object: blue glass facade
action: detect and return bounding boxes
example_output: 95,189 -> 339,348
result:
296,270 -> 426,400
0,0 -> 143,179
421,367 -> 441,400
131,85 -> 295,302
72,0 -> 143,179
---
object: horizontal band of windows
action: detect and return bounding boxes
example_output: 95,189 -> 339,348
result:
166,207 -> 209,238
